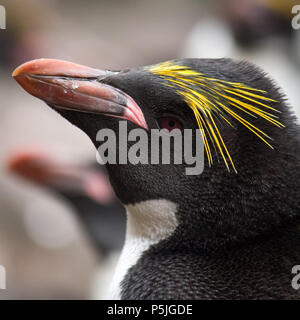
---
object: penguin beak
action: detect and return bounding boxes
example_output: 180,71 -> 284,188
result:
12,59 -> 148,129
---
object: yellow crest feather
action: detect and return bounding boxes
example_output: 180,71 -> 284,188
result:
149,61 -> 284,172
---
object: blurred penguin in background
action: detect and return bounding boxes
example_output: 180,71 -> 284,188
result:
7,147 -> 126,299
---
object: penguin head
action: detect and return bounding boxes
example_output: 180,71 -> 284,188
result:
13,58 -> 300,247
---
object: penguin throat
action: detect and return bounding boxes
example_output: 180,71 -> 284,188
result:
125,199 -> 178,241
108,199 -> 178,299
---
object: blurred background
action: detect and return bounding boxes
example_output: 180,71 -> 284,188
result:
0,0 -> 299,299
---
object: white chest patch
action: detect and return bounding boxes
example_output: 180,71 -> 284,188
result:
107,199 -> 178,300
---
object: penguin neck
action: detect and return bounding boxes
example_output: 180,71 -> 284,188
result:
109,199 -> 178,299
125,199 -> 178,242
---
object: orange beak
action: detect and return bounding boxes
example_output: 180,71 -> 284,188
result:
12,58 -> 148,129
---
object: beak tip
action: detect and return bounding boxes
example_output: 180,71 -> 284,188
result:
12,58 -> 45,78
12,67 -> 20,78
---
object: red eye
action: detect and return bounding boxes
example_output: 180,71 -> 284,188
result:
157,116 -> 183,132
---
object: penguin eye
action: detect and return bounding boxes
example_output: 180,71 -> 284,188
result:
157,115 -> 184,132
